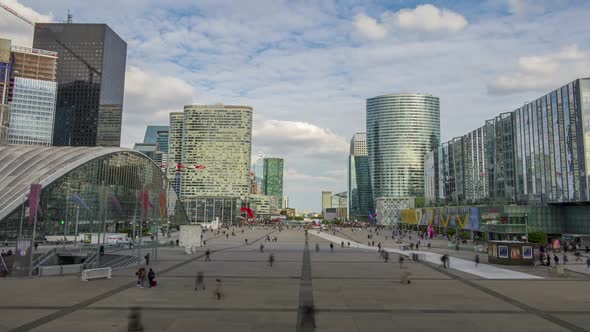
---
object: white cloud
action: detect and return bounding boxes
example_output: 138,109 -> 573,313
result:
353,13 -> 387,40
487,45 -> 590,95
253,119 -> 349,157
121,66 -> 194,147
507,0 -> 547,15
384,4 -> 468,33
0,0 -> 53,47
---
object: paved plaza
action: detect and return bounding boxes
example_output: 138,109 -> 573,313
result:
1,227 -> 590,331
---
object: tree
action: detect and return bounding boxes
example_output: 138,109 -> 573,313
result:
527,231 -> 547,244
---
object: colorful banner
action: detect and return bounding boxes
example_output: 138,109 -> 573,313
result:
401,207 -> 480,231
28,183 -> 42,225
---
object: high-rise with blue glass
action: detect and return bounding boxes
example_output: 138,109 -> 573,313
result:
348,133 -> 374,221
367,93 -> 440,224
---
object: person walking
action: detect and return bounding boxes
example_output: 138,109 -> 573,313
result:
330,243 -> 334,252
563,253 -> 568,265
347,242 -> 350,248
205,249 -> 211,262
383,251 -> 389,263
554,254 -> 559,266
147,268 -> 156,288
144,253 -> 150,265
269,254 -> 275,267
214,279 -> 223,300
138,268 -> 147,288
399,256 -> 405,269
195,272 -> 205,291
475,254 -> 480,267
135,268 -> 143,287
586,256 -> 590,269
341,241 -> 345,248
127,307 -> 144,332
378,243 -> 382,252
245,238 -> 248,244
260,244 -> 264,253
427,242 -> 431,250
315,243 -> 320,252
442,254 -> 449,269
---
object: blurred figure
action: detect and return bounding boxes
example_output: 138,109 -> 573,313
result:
400,271 -> 412,284
475,254 -> 480,267
205,249 -> 211,261
260,244 -> 264,253
315,243 -> 320,252
195,272 -> 205,291
214,279 -> 223,300
399,256 -> 405,269
269,253 -> 275,267
330,243 -> 334,252
127,307 -> 144,332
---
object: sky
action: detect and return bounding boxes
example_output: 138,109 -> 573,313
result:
1,0 -> 590,212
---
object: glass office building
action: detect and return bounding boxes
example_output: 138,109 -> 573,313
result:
262,158 -> 284,208
7,78 -> 57,146
348,133 -> 374,221
366,93 -> 440,224
33,24 -> 127,147
0,147 -> 189,241
421,78 -> 590,235
167,104 -> 253,224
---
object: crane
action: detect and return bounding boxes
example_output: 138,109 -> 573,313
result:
0,2 -> 102,82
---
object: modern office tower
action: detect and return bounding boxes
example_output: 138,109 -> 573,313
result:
262,158 -> 284,208
251,153 -> 264,194
349,133 -> 374,221
322,191 -> 332,212
0,39 -> 10,145
168,104 -> 253,224
366,93 -> 440,224
7,44 -> 58,146
33,23 -> 127,147
133,125 -> 169,163
250,194 -> 279,220
282,196 -> 289,209
426,78 -> 590,207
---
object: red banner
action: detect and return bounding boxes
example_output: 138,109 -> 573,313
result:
159,192 -> 166,221
28,183 -> 42,225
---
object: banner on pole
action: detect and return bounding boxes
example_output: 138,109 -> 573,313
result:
28,184 -> 42,225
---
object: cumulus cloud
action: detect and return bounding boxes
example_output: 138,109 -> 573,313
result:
0,0 -> 53,47
383,4 -> 468,33
121,66 -> 194,147
487,45 -> 590,95
353,13 -> 387,40
253,119 -> 349,157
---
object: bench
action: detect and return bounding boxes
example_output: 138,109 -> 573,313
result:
81,267 -> 112,281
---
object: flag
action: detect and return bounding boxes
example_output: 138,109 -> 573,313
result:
159,192 -> 167,220
70,194 -> 91,211
28,184 -> 42,225
110,195 -> 123,213
138,190 -> 154,215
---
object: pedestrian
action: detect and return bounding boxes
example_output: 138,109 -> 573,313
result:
138,268 -> 147,288
586,256 -> 590,269
226,234 -> 229,239
347,242 -> 350,248
245,239 -> 248,244
563,254 -> 568,265
34,242 -> 38,251
383,251 -> 389,263
575,251 -> 582,262
205,249 -> 211,261
144,253 -> 150,265
372,241 -> 374,246
455,243 -> 459,251
378,243 -> 382,252
330,243 -> 334,252
475,254 -> 480,267
147,268 -> 156,288
260,244 -> 264,253
416,242 -> 419,250
176,239 -> 179,246
315,243 -> 319,252
341,241 -> 345,248
269,253 -> 275,267
441,254 -> 449,269
399,256 -> 405,269
410,243 -> 414,250
214,279 -> 223,300
427,242 -> 431,250
195,272 -> 205,291
127,307 -> 144,332
135,267 -> 143,287
554,254 -> 559,266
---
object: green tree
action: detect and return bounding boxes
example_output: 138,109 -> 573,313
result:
527,231 -> 547,244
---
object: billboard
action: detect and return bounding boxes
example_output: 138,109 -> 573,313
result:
401,207 -> 480,231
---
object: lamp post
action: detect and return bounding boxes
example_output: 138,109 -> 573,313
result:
525,213 -> 528,242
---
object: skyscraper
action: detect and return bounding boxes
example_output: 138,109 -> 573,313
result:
0,39 -> 11,145
7,43 -> 58,146
262,158 -> 284,208
168,104 -> 252,224
348,133 -> 374,221
33,23 -> 127,147
366,93 -> 440,224
133,125 -> 169,164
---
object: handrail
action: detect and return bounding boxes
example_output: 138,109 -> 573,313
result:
32,247 -> 57,271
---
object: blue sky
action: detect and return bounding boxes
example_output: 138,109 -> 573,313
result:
2,0 -> 590,212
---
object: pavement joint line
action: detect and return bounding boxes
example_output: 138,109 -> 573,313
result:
6,230 -> 276,332
296,236 -> 315,331
420,261 -> 589,332
3,305 -> 590,315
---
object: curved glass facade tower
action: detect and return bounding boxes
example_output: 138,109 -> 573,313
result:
367,93 -> 440,224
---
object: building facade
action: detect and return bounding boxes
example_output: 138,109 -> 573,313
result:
168,104 -> 253,224
262,158 -> 284,208
348,133 -> 374,221
421,78 -> 590,236
134,125 -> 169,164
33,23 -> 127,147
366,93 -> 440,224
322,191 -> 332,213
250,194 -> 279,220
0,39 -> 11,145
